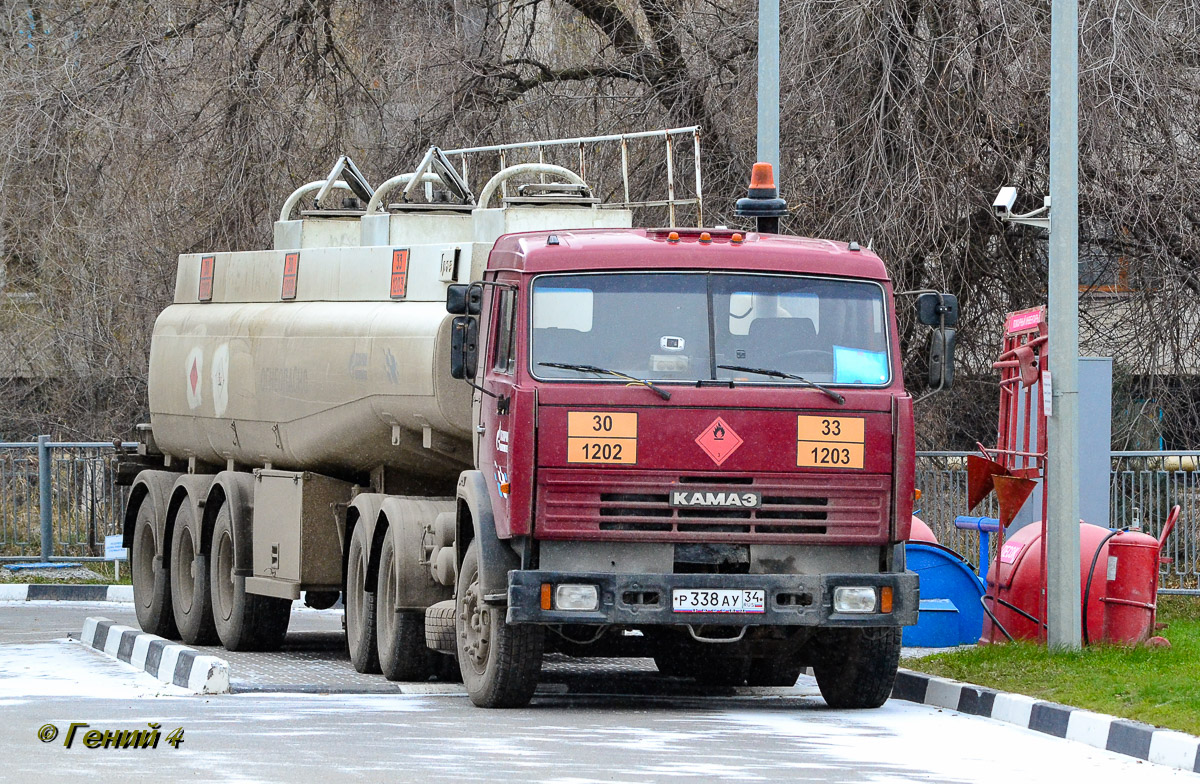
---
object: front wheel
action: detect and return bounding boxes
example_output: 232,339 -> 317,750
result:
456,540 -> 544,707
810,627 -> 901,709
209,501 -> 290,651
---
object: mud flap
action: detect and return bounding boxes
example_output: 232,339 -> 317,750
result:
456,470 -> 519,603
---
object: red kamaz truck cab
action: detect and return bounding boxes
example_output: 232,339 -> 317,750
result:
447,226 -> 923,708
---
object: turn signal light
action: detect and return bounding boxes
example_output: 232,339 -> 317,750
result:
540,583 -> 552,610
880,586 -> 894,614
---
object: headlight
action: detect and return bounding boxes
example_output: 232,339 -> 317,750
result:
554,584 -> 599,611
833,586 -> 877,613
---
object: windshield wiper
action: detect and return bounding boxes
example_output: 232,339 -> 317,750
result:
538,362 -> 672,400
717,364 -> 846,405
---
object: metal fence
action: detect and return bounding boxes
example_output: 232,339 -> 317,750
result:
0,438 -> 132,562
916,451 -> 1199,588
0,440 -> 1197,585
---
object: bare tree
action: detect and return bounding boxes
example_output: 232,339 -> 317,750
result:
1,1 -> 1199,449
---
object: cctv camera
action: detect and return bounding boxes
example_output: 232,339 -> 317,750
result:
993,187 -> 1017,217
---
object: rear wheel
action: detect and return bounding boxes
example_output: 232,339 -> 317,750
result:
131,500 -> 178,639
456,540 -> 544,707
346,523 -> 380,674
169,501 -> 218,645
209,501 -> 290,651
377,529 -> 436,681
811,627 -> 901,709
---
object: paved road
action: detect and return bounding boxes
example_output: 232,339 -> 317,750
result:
1,600 -> 1195,783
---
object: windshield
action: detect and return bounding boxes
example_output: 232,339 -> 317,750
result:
530,272 -> 891,385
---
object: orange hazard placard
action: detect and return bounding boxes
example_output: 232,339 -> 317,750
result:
390,249 -> 409,299
281,252 -> 300,300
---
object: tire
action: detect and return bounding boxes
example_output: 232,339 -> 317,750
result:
747,656 -> 804,687
209,501 -> 291,652
131,499 -> 178,639
346,523 -> 380,674
169,500 -> 218,645
456,540 -> 544,707
425,600 -> 457,653
811,627 -> 901,709
377,529 -> 436,681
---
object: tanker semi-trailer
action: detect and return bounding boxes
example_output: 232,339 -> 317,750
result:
119,146 -> 955,708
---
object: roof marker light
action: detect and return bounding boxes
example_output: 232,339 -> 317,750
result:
699,232 -> 712,244
731,233 -> 744,244
667,231 -> 680,243
547,234 -> 560,246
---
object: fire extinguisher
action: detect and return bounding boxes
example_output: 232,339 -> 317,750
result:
1099,506 -> 1178,645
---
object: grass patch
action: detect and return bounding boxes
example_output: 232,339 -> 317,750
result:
907,597 -> 1200,735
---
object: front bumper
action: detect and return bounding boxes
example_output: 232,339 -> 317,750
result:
506,570 -> 918,627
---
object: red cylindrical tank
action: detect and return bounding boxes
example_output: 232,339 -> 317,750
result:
1101,508 -> 1177,645
1100,531 -> 1161,645
908,515 -> 939,544
980,522 -> 1113,644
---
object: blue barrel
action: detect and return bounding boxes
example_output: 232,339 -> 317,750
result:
903,543 -> 986,647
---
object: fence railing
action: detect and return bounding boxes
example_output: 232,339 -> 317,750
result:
0,440 -> 1197,586
0,438 -> 133,562
916,450 -> 1199,588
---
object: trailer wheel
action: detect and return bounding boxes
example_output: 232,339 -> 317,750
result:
455,540 -> 543,707
345,523 -> 380,674
209,502 -> 290,651
169,501 -> 218,645
747,656 -> 804,687
811,627 -> 901,709
131,500 -> 178,639
376,529 -> 435,681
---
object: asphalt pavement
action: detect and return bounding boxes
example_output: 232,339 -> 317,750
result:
1,599 -> 1196,783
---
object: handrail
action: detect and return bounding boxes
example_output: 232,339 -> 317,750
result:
278,179 -> 351,222
476,164 -> 589,210
365,173 -> 447,213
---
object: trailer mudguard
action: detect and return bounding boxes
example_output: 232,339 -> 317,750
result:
167,474 -> 216,562
122,470 -> 178,550
202,471 -> 256,577
456,470 -> 519,603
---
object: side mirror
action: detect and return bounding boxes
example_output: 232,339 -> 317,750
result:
916,293 -> 959,327
449,315 -> 479,380
928,327 -> 957,390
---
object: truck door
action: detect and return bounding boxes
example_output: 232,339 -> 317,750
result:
477,278 -> 520,537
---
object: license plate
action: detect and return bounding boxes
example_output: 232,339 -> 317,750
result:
672,589 -> 766,614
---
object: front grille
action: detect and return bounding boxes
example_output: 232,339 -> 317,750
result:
538,470 -> 889,542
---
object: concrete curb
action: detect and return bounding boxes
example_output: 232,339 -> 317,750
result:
81,616 -> 230,694
0,584 -> 133,602
887,668 -> 1200,774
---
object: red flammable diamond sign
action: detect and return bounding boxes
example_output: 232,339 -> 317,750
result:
695,417 -> 743,466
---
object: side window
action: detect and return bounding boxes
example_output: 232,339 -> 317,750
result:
492,288 -> 517,374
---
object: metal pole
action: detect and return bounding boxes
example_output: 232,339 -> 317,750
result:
1046,0 -> 1082,650
38,435 -> 52,562
757,0 -> 780,178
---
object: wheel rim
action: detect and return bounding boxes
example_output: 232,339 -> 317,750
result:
214,528 -> 235,623
133,521 -> 155,611
177,526 -> 196,612
459,573 -> 490,674
378,551 -> 395,643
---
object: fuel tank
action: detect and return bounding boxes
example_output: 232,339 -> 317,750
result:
148,199 -> 632,482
